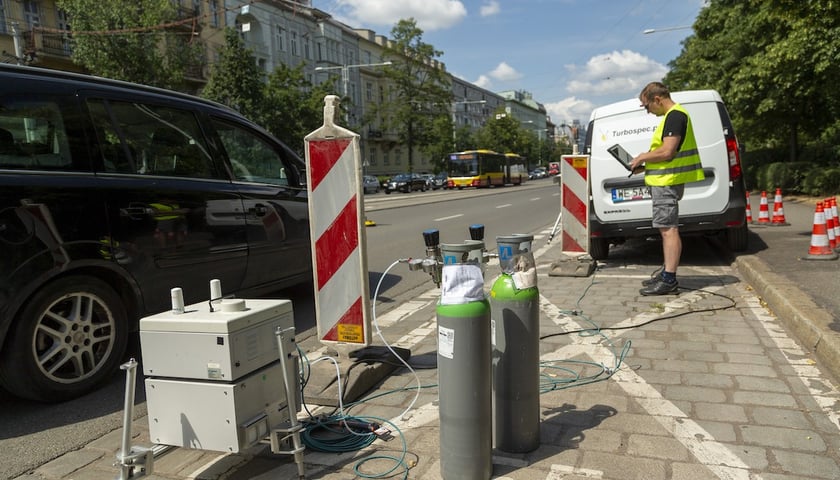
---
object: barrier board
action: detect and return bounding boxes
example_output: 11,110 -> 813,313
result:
560,155 -> 591,254
304,96 -> 371,345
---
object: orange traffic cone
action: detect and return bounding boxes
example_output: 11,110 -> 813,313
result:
756,191 -> 771,224
826,201 -> 837,251
826,197 -> 839,251
745,191 -> 753,223
830,198 -> 840,252
805,201 -> 838,260
770,188 -> 789,225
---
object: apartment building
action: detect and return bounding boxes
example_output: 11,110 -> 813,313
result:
0,0 -> 551,176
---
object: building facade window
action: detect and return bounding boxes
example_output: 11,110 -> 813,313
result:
368,146 -> 377,166
277,27 -> 286,52
23,0 -> 41,27
0,1 -> 7,35
291,31 -> 298,56
55,7 -> 72,54
208,0 -> 220,27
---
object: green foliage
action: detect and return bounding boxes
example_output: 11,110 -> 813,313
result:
801,167 -> 840,196
753,161 -> 811,193
56,0 -> 201,89
261,63 -> 335,156
475,111 -> 523,154
201,30 -> 336,156
664,0 -> 840,186
201,29 -> 264,122
378,19 -> 452,172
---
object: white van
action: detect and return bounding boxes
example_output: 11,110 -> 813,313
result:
584,90 -> 747,260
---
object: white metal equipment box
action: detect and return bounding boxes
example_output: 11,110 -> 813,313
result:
146,360 -> 293,453
140,298 -> 294,381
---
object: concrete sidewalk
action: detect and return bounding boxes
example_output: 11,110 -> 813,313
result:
21,230 -> 840,480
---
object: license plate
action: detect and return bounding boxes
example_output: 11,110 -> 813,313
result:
612,186 -> 652,203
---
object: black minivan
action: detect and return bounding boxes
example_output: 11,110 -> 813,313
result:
0,64 -> 311,402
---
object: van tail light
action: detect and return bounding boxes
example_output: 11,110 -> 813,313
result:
726,137 -> 742,180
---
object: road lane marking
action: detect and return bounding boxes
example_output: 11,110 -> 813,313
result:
496,203 -> 512,209
434,213 -> 464,221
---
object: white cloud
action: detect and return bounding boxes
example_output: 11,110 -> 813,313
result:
480,1 -> 500,16
545,97 -> 594,126
474,74 -> 492,89
331,0 -> 467,31
565,50 -> 668,98
489,62 -> 522,82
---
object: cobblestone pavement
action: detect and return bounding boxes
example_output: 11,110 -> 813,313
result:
17,228 -> 840,480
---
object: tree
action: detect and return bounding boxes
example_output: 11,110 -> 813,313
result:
56,0 -> 200,89
665,0 -> 840,162
261,63 -> 336,156
475,111 -> 531,156
379,19 -> 452,172
201,28 -> 264,122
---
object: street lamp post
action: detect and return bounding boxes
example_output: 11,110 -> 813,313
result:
643,25 -> 692,34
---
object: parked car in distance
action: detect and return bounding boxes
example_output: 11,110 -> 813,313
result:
420,173 -> 445,190
384,173 -> 427,193
0,64 -> 312,402
529,167 -> 547,179
434,172 -> 448,189
420,174 -> 435,190
363,175 -> 380,193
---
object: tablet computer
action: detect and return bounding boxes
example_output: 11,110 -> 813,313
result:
607,144 -> 635,171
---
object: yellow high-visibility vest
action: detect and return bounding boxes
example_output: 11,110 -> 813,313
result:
645,104 -> 705,186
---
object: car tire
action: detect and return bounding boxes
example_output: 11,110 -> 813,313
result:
589,237 -> 610,260
726,222 -> 749,252
385,190 -> 392,194
0,276 -> 129,402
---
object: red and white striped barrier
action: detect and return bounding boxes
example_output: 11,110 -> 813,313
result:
559,155 -> 590,253
305,95 -> 371,345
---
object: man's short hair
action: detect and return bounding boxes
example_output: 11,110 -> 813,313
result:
640,82 -> 671,102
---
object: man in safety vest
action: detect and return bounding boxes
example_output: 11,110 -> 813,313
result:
629,82 -> 705,295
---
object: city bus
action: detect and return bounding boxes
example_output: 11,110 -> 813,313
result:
445,149 -> 528,189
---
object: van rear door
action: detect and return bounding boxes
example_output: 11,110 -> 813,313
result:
588,90 -> 730,225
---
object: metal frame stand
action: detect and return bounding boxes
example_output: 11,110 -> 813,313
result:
115,359 -> 170,480
270,326 -> 306,479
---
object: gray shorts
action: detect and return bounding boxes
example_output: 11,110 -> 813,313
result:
651,184 -> 685,228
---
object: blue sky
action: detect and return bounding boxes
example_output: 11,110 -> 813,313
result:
310,0 -> 708,126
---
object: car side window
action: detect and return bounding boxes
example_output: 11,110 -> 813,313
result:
210,117 -> 291,186
0,97 -> 75,171
87,98 -> 219,179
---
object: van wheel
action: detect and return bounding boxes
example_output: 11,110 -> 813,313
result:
726,222 -> 749,252
0,276 -> 128,402
590,238 -> 609,260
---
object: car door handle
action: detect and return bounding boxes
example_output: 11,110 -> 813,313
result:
249,203 -> 268,217
120,204 -> 155,219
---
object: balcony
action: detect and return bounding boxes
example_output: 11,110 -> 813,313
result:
22,29 -> 72,62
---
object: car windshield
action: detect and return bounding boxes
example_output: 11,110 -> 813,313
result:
393,174 -> 411,181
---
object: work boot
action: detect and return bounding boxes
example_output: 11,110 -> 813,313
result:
641,265 -> 664,286
640,278 -> 679,296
